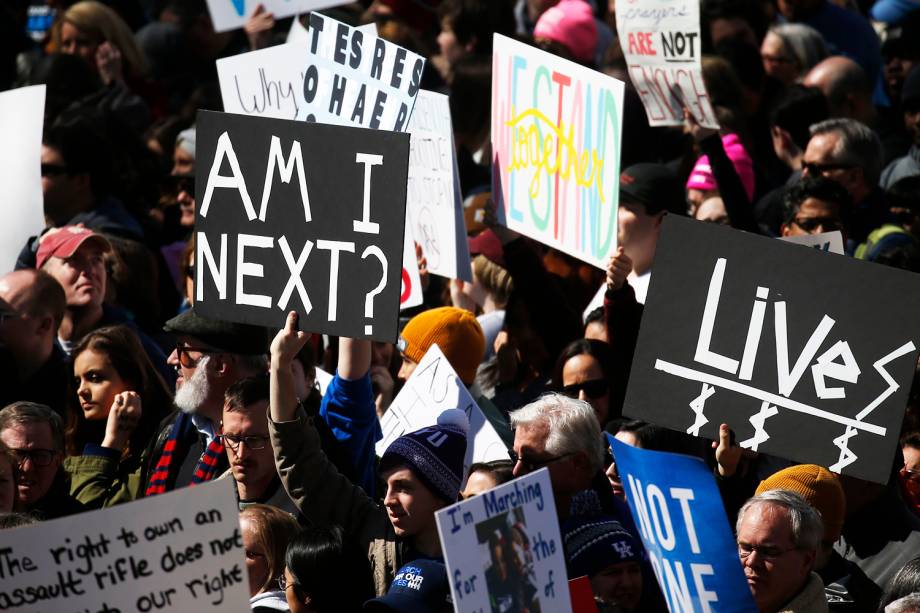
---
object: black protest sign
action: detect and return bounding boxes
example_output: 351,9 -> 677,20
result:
625,216 -> 920,484
194,109 -> 409,341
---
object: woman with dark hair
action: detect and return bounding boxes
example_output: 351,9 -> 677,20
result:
240,504 -> 300,612
462,460 -> 514,499
64,325 -> 173,506
877,557 -> 920,612
552,339 -> 615,427
283,525 -> 373,613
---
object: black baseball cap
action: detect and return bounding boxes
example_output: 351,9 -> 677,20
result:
619,163 -> 686,216
364,560 -> 451,612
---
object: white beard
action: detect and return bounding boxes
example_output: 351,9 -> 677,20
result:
175,356 -> 212,414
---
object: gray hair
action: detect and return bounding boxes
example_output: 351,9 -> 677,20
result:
737,490 -> 824,552
509,393 -> 605,473
0,402 -> 65,452
886,594 -> 920,613
770,24 -> 828,76
809,118 -> 884,186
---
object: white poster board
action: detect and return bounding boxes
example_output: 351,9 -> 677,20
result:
0,85 -> 45,272
217,43 -> 306,120
406,90 -> 471,281
295,12 -> 425,131
780,230 -> 845,255
376,344 -> 508,470
492,34 -> 625,269
0,480 -> 248,612
206,0 -> 347,33
436,469 -> 571,613
615,0 -> 718,129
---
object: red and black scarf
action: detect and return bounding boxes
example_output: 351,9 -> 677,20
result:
146,412 -> 225,496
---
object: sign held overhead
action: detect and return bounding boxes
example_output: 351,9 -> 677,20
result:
624,216 -> 920,484
194,109 -> 409,342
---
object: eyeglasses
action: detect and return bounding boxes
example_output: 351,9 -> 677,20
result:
278,574 -> 298,592
0,309 -> 19,325
738,542 -> 800,562
901,466 -> 920,482
175,345 -> 222,368
791,216 -> 842,233
9,448 -> 58,468
221,434 -> 270,451
40,163 -> 69,177
508,450 -> 573,473
561,379 -> 608,399
802,161 -> 854,176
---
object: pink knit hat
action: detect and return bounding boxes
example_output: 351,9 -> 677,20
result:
533,0 -> 597,63
686,134 -> 755,201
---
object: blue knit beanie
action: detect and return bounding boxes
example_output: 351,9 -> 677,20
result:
563,515 -> 641,579
380,409 -> 469,503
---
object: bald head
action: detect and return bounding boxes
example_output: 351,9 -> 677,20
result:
803,57 -> 874,123
0,270 -> 65,373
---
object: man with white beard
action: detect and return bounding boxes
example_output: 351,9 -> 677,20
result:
140,310 -> 270,496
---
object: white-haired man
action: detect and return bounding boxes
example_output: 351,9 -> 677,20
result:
737,489 -> 828,613
509,393 -> 607,519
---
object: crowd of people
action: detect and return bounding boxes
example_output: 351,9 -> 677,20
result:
2,0 -> 920,611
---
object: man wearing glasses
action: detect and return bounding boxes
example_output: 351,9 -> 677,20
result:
219,375 -> 297,515
736,490 -> 826,613
801,118 -> 889,249
780,175 -> 850,241
0,401 -> 84,519
134,309 -> 269,496
508,393 -> 610,521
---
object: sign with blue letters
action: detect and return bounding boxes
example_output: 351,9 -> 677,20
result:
609,435 -> 758,613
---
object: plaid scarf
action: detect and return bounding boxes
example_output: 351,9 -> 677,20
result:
146,412 -> 225,497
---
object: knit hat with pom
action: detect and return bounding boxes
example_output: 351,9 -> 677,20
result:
380,409 -> 470,504
398,307 -> 485,386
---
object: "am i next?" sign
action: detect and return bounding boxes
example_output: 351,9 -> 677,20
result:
193,109 -> 409,342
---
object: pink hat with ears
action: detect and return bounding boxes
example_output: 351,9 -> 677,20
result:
686,133 -> 756,201
533,0 -> 598,63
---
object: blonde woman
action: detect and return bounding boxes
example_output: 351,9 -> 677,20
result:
53,1 -> 148,86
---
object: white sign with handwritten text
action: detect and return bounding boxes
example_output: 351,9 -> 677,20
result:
376,344 -> 508,471
0,480 -> 247,612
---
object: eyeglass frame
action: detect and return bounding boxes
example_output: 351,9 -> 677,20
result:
507,449 -> 575,473
221,434 -> 270,452
901,465 -> 920,482
790,215 -> 843,233
737,541 -> 803,562
278,573 -> 299,592
175,344 -> 223,368
9,448 -> 59,468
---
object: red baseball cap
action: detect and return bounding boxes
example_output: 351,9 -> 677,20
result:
36,226 -> 112,269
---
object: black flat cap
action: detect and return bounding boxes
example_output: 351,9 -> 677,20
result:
164,309 -> 270,355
